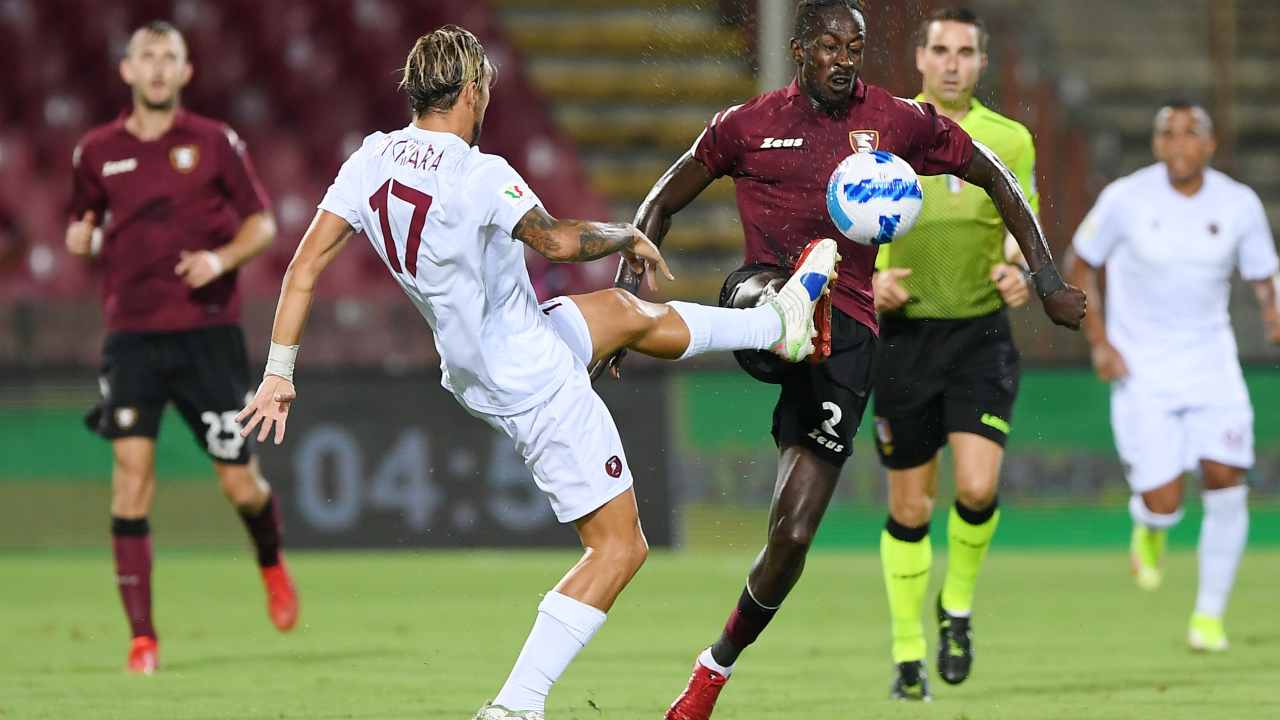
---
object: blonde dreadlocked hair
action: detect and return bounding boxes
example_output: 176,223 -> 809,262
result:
399,25 -> 494,116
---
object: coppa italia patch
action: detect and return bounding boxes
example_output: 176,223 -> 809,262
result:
502,183 -> 527,202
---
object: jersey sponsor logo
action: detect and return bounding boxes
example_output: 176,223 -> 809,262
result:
759,137 -> 804,150
101,158 -> 138,177
502,183 -> 526,203
849,130 -> 880,153
605,455 -> 623,478
808,401 -> 846,454
169,145 -> 200,174
114,407 -> 138,430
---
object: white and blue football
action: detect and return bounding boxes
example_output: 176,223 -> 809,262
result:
825,150 -> 924,245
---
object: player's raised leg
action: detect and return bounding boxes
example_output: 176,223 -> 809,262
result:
1190,460 -> 1249,652
936,432 -> 1004,685
215,458 -> 298,632
571,238 -> 839,366
881,457 -> 937,701
110,437 -> 159,674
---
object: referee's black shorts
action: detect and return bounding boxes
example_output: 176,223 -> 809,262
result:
872,309 -> 1020,470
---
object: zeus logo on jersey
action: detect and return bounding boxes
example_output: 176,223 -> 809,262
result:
760,137 -> 804,150
102,158 -> 138,177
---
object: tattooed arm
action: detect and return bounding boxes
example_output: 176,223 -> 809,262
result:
512,206 -> 674,285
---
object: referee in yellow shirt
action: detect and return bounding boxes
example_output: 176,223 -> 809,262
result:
871,8 -> 1038,700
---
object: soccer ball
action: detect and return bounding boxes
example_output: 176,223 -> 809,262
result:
825,150 -> 924,245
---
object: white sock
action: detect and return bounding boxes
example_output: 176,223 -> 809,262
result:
668,301 -> 781,360
1127,494 -> 1184,529
493,591 -> 607,713
697,646 -> 734,677
1195,485 -> 1249,618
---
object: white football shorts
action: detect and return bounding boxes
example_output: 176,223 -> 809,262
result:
480,297 -> 632,523
1111,382 -> 1254,493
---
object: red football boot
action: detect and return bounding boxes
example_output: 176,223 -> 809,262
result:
791,238 -> 839,364
126,635 -> 158,674
666,658 -> 730,720
261,560 -> 299,632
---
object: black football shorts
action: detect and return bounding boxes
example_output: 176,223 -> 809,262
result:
872,309 -> 1021,470
86,325 -> 254,465
720,264 -> 877,467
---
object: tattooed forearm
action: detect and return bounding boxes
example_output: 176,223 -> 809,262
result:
512,206 -> 561,258
512,206 -> 637,263
574,221 -> 636,260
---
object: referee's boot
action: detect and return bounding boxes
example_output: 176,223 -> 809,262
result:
936,594 -> 974,685
889,660 -> 932,701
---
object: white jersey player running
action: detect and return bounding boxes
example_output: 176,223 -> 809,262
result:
236,26 -> 839,720
1070,102 -> 1280,652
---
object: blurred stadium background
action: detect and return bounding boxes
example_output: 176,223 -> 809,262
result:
5,2 -> 1280,718
3,0 -> 1279,549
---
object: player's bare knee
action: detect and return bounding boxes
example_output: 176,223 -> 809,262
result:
770,519 -> 817,557
889,494 -> 932,528
1141,484 -> 1183,516
217,466 -> 263,508
954,482 -> 997,513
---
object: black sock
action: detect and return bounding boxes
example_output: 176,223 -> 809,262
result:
238,496 -> 282,568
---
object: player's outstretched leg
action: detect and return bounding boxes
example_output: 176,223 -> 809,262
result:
217,459 -> 298,632
110,438 -> 159,674
480,489 -> 647,719
1190,462 -> 1249,653
667,447 -> 841,720
572,238 -> 839,368
1128,481 -> 1184,592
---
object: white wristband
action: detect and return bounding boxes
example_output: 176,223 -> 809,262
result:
265,341 -> 299,382
201,250 -> 225,277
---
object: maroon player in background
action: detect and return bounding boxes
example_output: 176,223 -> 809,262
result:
65,20 -> 297,674
594,1 -> 1085,716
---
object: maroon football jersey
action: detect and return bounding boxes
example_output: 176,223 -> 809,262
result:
694,79 -> 974,333
70,109 -> 270,333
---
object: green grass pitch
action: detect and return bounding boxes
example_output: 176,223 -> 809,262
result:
5,549 -> 1279,719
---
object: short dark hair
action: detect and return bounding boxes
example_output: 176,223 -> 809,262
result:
126,19 -> 186,58
793,0 -> 866,42
915,7 -> 988,53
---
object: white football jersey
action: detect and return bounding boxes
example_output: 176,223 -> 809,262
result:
1073,164 -> 1278,404
318,125 -> 576,415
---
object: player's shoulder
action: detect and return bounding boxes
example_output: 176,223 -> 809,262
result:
863,83 -> 932,119
1205,168 -> 1263,206
177,110 -> 240,143
73,118 -> 128,164
971,103 -> 1034,147
1103,163 -> 1163,198
707,89 -> 778,133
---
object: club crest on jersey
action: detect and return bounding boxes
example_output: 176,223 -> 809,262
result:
760,137 -> 804,150
605,455 -> 623,478
169,145 -> 200,173
502,183 -> 526,204
849,130 -> 880,153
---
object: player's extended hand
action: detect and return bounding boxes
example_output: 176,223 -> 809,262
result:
992,263 -> 1031,308
1090,340 -> 1129,382
621,231 -> 675,293
237,374 -> 296,445
175,250 -> 225,289
66,211 -> 97,256
873,267 -> 912,312
1041,284 -> 1087,330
